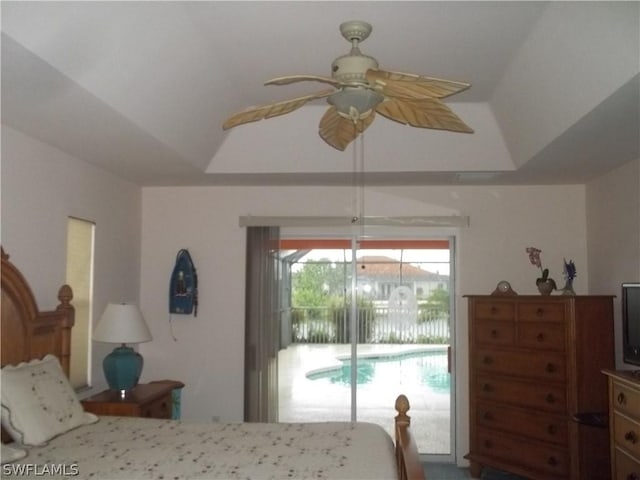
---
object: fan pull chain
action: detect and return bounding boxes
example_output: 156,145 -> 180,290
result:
351,127 -> 359,225
358,131 -> 365,240
350,119 -> 366,241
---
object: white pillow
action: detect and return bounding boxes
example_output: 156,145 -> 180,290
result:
1,354 -> 98,446
0,443 -> 27,464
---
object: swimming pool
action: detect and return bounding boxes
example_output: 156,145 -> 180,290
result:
306,349 -> 450,394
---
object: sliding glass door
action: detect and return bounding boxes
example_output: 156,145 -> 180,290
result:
277,237 -> 454,458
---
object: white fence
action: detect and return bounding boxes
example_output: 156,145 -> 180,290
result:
289,306 -> 450,344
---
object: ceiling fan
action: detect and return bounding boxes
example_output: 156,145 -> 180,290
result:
223,20 -> 473,151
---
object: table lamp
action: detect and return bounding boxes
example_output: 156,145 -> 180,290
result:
93,303 -> 152,396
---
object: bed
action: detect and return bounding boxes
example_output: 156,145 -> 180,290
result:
0,247 -> 425,479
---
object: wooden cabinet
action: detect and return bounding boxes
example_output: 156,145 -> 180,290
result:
603,370 -> 640,480
466,295 -> 614,480
82,380 -> 184,419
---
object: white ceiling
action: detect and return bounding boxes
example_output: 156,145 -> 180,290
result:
1,1 -> 638,186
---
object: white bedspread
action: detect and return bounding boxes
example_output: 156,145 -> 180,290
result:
3,416 -> 399,479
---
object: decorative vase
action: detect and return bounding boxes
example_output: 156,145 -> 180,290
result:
561,279 -> 576,296
537,280 -> 554,296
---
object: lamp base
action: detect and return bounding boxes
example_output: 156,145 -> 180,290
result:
103,344 -> 143,392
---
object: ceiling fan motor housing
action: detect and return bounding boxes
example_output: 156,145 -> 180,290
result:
332,54 -> 378,84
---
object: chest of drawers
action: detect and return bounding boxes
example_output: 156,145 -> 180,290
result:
603,370 -> 640,480
466,295 -> 614,480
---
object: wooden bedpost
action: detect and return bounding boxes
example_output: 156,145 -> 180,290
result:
395,394 -> 426,480
55,284 -> 75,376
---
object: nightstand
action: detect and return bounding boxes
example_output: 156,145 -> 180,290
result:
82,380 -> 184,419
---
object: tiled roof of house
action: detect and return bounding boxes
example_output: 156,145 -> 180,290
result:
356,256 -> 447,280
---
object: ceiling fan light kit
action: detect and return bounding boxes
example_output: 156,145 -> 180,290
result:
328,87 -> 383,121
223,20 -> 473,151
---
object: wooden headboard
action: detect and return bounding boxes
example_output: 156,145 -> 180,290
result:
1,247 -> 75,372
1,247 -> 75,442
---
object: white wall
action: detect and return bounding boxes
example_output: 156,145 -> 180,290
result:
587,158 -> 640,368
1,125 -> 142,393
140,183 -> 587,465
7,123 -> 635,466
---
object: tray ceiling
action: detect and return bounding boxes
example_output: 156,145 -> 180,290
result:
2,1 -> 638,186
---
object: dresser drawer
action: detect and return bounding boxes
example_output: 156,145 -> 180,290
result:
614,381 -> 640,422
475,349 -> 566,382
614,447 -> 640,480
140,393 -> 172,419
476,375 -> 567,413
473,301 -> 515,320
476,400 -> 568,446
615,413 -> 640,459
475,427 -> 570,477
517,322 -> 566,351
474,321 -> 515,347
518,302 -> 565,322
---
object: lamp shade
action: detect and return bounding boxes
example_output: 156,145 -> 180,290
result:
93,303 -> 152,344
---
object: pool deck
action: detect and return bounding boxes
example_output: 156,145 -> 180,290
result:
278,343 -> 451,455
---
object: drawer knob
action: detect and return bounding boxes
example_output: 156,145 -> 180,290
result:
482,383 -> 493,393
482,411 -> 493,421
482,356 -> 493,365
536,307 -> 545,317
618,392 -> 628,405
490,306 -> 498,315
537,332 -> 545,342
625,431 -> 639,444
490,329 -> 499,338
547,456 -> 558,467
626,474 -> 640,480
547,424 -> 557,435
545,363 -> 556,373
545,393 -> 556,404
483,439 -> 493,449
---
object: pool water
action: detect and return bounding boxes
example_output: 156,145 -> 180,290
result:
307,350 -> 450,394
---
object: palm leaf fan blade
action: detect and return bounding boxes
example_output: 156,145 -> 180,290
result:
366,69 -> 470,99
223,89 -> 334,130
265,75 -> 340,87
376,97 -> 473,133
318,106 -> 375,151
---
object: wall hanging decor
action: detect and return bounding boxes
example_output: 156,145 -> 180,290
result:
169,249 -> 198,316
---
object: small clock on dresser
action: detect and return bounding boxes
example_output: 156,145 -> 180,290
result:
492,280 -> 517,296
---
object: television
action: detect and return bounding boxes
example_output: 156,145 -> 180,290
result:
622,283 -> 640,366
